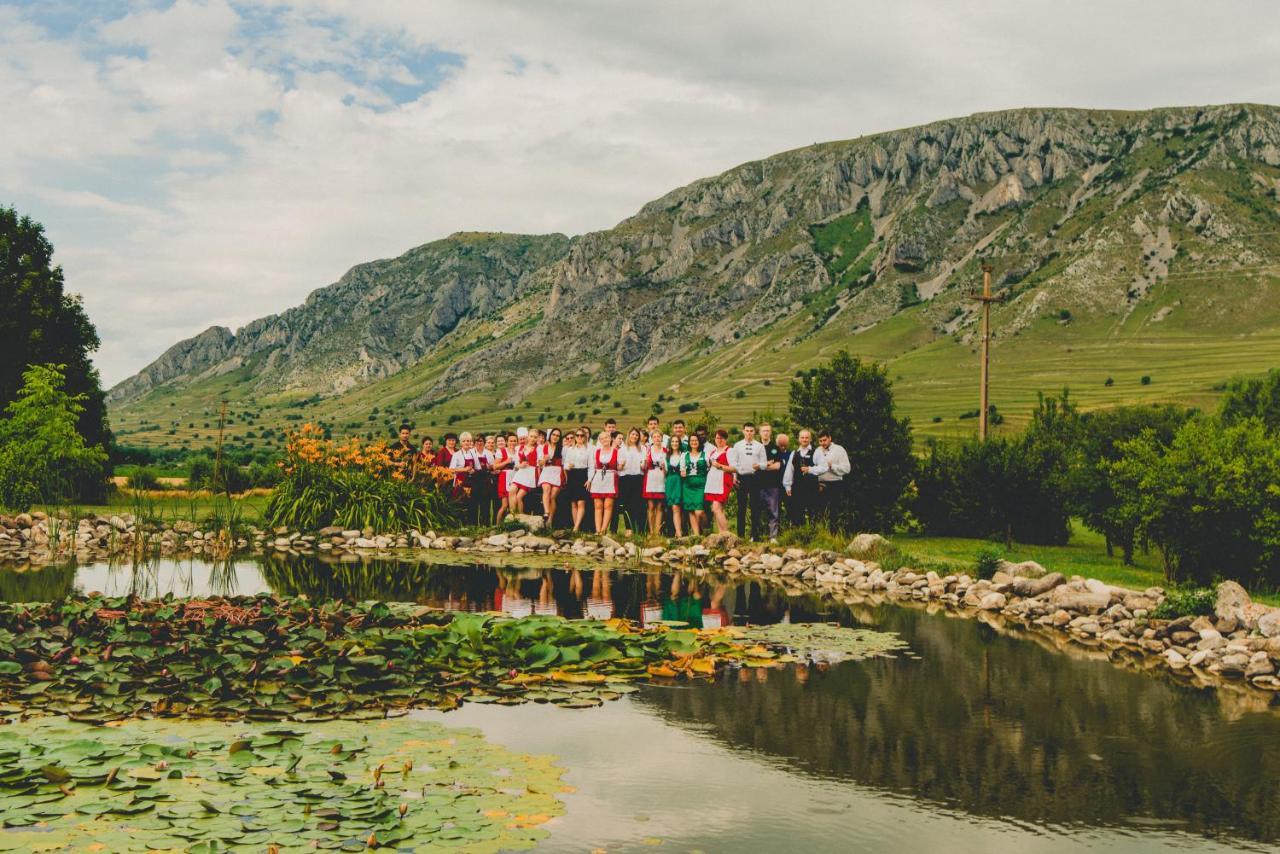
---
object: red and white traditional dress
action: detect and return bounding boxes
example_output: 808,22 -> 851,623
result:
590,446 -> 619,498
704,445 -> 734,503
511,445 -> 540,492
448,448 -> 479,497
642,445 -> 667,500
537,442 -> 565,487
493,447 -> 512,496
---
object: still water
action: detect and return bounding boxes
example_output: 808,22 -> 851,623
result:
3,553 -> 1279,851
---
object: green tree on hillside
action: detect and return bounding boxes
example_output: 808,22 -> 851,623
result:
0,364 -> 109,509
789,351 -> 914,533
1219,369 -> 1280,433
0,206 -> 111,450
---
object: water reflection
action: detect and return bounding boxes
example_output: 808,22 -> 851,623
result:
2,554 -> 1280,846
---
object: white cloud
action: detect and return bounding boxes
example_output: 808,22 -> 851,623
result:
1,0 -> 1278,386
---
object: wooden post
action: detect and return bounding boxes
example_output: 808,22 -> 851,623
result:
969,263 -> 1002,442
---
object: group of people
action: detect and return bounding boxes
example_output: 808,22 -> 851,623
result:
389,415 -> 851,541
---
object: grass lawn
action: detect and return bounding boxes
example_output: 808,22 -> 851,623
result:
42,491 -> 271,525
896,524 -> 1280,606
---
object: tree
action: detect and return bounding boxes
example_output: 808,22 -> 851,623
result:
0,364 -> 109,508
1071,404 -> 1193,563
1109,416 -> 1280,586
1219,368 -> 1280,433
788,351 -> 914,532
0,207 -> 111,450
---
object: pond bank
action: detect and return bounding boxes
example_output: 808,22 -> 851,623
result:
4,510 -> 1280,702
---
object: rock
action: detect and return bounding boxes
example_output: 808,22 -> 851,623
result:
1216,652 -> 1250,676
484,533 -> 510,547
353,538 -> 377,549
1258,610 -> 1280,639
978,592 -> 1007,611
515,514 -> 546,531
703,532 -> 741,551
341,530 -> 361,540
599,535 -> 622,550
13,513 -> 32,528
1050,609 -> 1072,627
1164,649 -> 1189,669
760,554 -> 785,572
846,533 -> 890,557
997,559 -> 1048,579
1010,572 -> 1065,598
1215,580 -> 1251,622
318,526 -> 344,536
1246,651 -> 1275,678
1084,578 -> 1110,596
1048,585 -> 1111,614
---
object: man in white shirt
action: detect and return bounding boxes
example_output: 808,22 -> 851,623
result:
814,430 -> 852,527
731,422 -> 768,538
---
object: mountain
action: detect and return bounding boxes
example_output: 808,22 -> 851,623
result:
109,104 -> 1280,451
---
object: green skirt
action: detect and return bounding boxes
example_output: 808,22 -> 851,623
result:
665,472 -> 683,508
681,475 -> 706,512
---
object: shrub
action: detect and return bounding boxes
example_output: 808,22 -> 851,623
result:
0,364 -> 109,509
1219,368 -> 1280,433
1140,375 -> 1152,385
127,467 -> 162,491
973,546 -> 1005,579
1151,586 -> 1216,619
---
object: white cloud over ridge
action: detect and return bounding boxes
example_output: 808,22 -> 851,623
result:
2,0 -> 1278,385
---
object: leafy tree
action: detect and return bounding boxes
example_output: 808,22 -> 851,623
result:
788,351 -> 914,532
1109,416 -> 1280,586
1071,404 -> 1193,562
1,207 -> 111,450
0,364 -> 109,508
1219,368 -> 1280,433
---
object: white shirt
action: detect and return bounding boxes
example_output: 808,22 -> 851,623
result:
782,444 -> 821,490
730,439 -> 767,475
449,449 -> 479,470
563,445 -> 591,470
815,443 -> 851,482
619,445 -> 645,476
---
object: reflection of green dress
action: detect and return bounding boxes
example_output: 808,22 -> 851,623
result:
661,593 -> 704,628
664,452 -> 683,508
680,451 -> 708,513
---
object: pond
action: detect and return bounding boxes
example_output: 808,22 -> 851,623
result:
3,554 -> 1279,852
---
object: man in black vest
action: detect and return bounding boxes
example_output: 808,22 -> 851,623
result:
757,423 -> 786,541
783,428 -> 820,527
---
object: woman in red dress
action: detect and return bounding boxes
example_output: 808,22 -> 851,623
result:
538,427 -> 565,527
509,430 -> 540,515
590,431 -> 622,533
705,428 -> 735,535
642,427 -> 668,535
492,434 -> 513,522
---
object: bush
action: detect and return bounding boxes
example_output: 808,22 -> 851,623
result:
1109,416 -> 1280,586
1140,375 -> 1152,385
914,437 -> 1071,545
1219,368 -> 1280,433
788,350 -> 915,533
1151,586 -> 1216,619
0,364 -> 108,509
973,546 -> 1005,580
127,467 -> 162,491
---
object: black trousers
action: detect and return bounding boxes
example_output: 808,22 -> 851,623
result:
790,476 -> 820,527
735,474 -> 759,538
758,485 -> 781,538
818,479 -> 845,529
618,475 -> 645,533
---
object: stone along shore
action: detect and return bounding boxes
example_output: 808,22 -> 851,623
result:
4,512 -> 1280,700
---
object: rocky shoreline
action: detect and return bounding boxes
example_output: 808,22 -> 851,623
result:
4,511 -> 1280,700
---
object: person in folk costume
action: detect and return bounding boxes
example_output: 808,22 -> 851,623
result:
705,428 -> 736,535
563,427 -> 592,531
492,433 -> 515,523
679,432 -> 709,535
508,428 -> 540,515
412,436 -> 434,479
524,428 -> 547,518
434,433 -> 458,468
590,430 -> 622,533
642,427 -> 669,535
618,427 -> 646,534
664,433 -> 685,537
450,432 -> 485,522
538,427 -> 566,527
474,433 -> 499,525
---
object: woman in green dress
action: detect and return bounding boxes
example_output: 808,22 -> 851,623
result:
664,440 -> 684,537
680,432 -> 709,535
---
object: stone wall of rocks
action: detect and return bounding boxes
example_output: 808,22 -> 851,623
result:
5,513 -> 1280,699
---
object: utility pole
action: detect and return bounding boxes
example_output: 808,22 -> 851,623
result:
970,263 -> 1002,441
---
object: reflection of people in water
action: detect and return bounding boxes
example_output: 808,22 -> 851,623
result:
701,584 -> 732,629
586,569 -> 613,620
660,574 -> 704,629
534,571 -> 558,616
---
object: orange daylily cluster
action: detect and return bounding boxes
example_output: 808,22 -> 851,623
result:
280,423 -> 454,489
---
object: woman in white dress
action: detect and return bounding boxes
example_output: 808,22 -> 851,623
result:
508,429 -> 540,515
590,431 -> 622,534
538,427 -> 565,527
642,427 -> 668,536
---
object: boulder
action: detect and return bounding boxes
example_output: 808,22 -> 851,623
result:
1048,585 -> 1111,614
514,514 -> 546,531
483,533 -> 510,547
1010,572 -> 1065,598
978,592 -> 1007,611
846,533 -> 890,558
1215,580 -> 1251,622
1246,651 -> 1275,679
997,559 -> 1048,579
1258,609 -> 1280,639
703,532 -> 741,551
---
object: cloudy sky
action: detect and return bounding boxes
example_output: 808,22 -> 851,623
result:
3,0 -> 1278,386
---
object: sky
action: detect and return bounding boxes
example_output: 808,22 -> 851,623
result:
3,1 -> 1278,387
